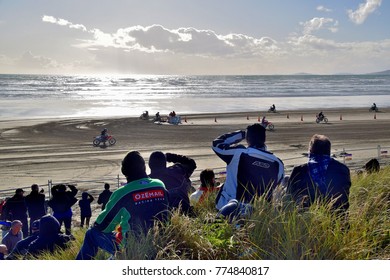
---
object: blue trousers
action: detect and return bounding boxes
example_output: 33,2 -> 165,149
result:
76,227 -> 117,260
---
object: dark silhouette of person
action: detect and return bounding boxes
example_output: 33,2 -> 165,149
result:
97,183 -> 112,211
25,184 -> 46,235
1,189 -> 28,237
25,214 -> 72,258
78,192 -> 94,228
149,151 -> 196,214
47,184 -> 78,235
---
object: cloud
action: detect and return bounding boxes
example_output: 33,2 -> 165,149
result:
17,51 -> 60,69
347,0 -> 382,24
317,6 -> 332,12
33,15 -> 390,75
42,15 -> 87,31
42,15 -> 280,58
300,17 -> 339,35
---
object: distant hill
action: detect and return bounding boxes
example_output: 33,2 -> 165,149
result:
365,69 -> 390,75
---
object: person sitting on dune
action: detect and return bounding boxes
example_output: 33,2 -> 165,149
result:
212,123 -> 285,210
149,151 -> 197,214
286,134 -> 351,213
76,151 -> 169,260
190,169 -> 219,205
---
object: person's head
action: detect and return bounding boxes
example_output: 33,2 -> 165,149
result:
0,244 -> 7,255
31,184 -> 39,192
309,134 -> 331,156
57,184 -> 67,192
102,128 -> 108,133
121,151 -> 147,181
15,188 -> 24,197
104,183 -> 110,190
246,123 -> 266,147
200,169 -> 215,188
10,220 -> 22,235
31,220 -> 40,234
148,151 -> 167,171
82,192 -> 89,199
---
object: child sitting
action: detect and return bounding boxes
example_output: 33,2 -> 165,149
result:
190,169 -> 218,204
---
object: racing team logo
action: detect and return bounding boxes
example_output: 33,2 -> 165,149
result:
133,189 -> 165,202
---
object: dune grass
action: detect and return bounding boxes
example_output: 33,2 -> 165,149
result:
35,166 -> 390,260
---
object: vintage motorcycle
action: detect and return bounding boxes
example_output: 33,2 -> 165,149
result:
93,135 -> 116,147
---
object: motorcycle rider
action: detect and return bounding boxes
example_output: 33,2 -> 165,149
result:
270,104 -> 276,112
154,112 -> 161,122
100,128 -> 108,142
318,111 -> 324,120
261,116 -> 268,127
371,103 -> 377,110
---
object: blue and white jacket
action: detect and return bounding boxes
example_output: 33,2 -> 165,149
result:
212,130 -> 284,209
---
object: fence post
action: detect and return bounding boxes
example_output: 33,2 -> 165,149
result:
343,148 -> 346,164
377,145 -> 381,159
48,179 -> 52,198
47,179 -> 52,214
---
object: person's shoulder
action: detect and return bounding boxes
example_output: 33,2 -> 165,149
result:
329,159 -> 350,172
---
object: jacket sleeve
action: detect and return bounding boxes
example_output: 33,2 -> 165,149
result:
68,185 -> 78,197
212,130 -> 246,164
166,153 -> 197,177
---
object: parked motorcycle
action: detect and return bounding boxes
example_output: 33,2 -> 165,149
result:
93,135 -> 116,147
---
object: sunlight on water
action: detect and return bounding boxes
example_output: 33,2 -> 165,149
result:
1,74 -> 390,119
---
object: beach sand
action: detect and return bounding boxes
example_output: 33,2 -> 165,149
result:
1,107 -> 390,198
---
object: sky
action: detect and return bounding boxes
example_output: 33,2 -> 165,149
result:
0,0 -> 389,75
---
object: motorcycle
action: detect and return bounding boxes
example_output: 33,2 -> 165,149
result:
268,106 -> 277,113
261,121 -> 275,131
93,135 -> 116,147
316,114 -> 328,124
369,105 -> 379,112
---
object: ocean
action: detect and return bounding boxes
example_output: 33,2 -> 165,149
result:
1,74 -> 390,119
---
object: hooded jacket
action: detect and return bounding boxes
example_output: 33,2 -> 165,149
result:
27,215 -> 71,256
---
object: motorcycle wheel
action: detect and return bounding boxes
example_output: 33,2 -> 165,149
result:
93,139 -> 100,146
268,124 -> 274,130
316,118 -> 320,123
109,138 -> 116,145
324,118 -> 328,123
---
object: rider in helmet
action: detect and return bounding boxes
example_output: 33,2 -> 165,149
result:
270,104 -> 276,112
261,116 -> 268,127
318,111 -> 324,120
372,103 -> 377,110
101,128 -> 108,142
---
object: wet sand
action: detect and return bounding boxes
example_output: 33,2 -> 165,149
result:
1,107 -> 390,198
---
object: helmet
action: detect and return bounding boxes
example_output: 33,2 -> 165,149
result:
103,128 -> 108,132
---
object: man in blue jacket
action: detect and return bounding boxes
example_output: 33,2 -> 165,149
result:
212,123 -> 284,210
287,134 -> 351,212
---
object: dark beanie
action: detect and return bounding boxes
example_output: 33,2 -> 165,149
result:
121,151 -> 146,178
246,123 -> 266,147
148,151 -> 167,170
